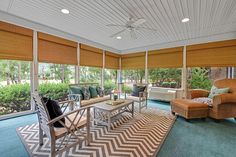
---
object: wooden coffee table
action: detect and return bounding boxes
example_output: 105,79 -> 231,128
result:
93,99 -> 134,131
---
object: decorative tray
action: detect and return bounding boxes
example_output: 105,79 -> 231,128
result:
106,100 -> 125,106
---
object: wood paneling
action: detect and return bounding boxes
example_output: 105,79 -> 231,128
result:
80,44 -> 103,67
121,52 -> 145,69
38,32 -> 77,65
187,39 -> 236,67
148,47 -> 183,68
0,21 -> 33,61
105,51 -> 120,69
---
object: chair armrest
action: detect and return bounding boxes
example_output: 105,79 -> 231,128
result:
68,94 -> 81,102
191,89 -> 210,99
58,100 -> 75,113
213,93 -> 236,107
47,106 -> 91,126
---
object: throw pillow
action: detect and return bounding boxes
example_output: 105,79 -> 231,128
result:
81,87 -> 91,100
96,86 -> 104,97
192,97 -> 213,106
89,86 -> 98,98
208,85 -> 229,99
69,86 -> 84,100
42,97 -> 65,128
131,85 -> 146,97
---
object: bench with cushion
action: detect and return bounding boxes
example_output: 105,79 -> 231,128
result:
68,83 -> 111,108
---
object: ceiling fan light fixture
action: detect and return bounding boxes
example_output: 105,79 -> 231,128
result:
182,18 -> 189,23
116,36 -> 122,39
61,9 -> 70,14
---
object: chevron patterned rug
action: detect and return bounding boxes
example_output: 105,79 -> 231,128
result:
17,108 -> 176,157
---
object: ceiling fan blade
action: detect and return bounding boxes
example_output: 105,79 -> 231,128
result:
106,24 -> 126,28
130,30 -> 137,39
132,18 -> 146,27
136,26 -> 158,31
110,29 -> 126,38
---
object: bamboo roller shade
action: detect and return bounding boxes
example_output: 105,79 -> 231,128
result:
105,51 -> 120,69
187,39 -> 236,67
148,47 -> 183,68
80,44 -> 103,67
38,32 -> 77,65
121,52 -> 145,69
0,21 -> 33,61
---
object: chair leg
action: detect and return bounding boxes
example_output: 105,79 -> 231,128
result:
139,101 -> 141,113
50,139 -> 56,157
39,127 -> 44,146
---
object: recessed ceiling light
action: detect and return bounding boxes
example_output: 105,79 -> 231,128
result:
116,36 -> 122,39
182,18 -> 189,23
61,9 -> 69,14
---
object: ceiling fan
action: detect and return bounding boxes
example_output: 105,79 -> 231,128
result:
107,17 -> 157,39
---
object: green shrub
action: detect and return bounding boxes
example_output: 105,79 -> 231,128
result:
39,83 -> 69,101
170,82 -> 177,88
0,83 -> 69,115
104,81 -> 117,95
188,68 -> 212,90
161,82 -> 171,88
0,84 -> 31,115
122,85 -> 132,93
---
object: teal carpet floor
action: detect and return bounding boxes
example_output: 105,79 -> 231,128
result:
0,100 -> 236,157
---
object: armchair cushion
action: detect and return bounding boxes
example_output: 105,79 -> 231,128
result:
208,85 -> 229,99
192,97 -> 213,106
131,85 -> 146,97
43,97 -> 65,127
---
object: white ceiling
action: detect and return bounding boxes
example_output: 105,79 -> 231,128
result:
0,0 -> 236,53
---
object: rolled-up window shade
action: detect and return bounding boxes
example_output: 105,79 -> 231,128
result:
80,44 -> 103,67
148,47 -> 183,68
38,32 -> 77,65
187,39 -> 236,67
0,21 -> 33,61
105,51 -> 120,69
121,52 -> 145,69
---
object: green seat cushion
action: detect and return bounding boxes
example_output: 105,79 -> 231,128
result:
208,85 -> 229,99
69,87 -> 84,100
89,86 -> 98,98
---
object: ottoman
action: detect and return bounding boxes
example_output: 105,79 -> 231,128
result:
171,99 -> 209,120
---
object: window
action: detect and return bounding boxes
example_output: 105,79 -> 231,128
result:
0,60 -> 31,116
38,63 -> 75,84
148,68 -> 182,88
187,67 -> 228,90
122,69 -> 145,93
80,66 -> 101,84
38,63 -> 75,101
104,69 -> 118,93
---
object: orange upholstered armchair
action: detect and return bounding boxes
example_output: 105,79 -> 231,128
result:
191,79 -> 236,120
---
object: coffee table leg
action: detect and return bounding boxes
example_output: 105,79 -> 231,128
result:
107,112 -> 111,131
